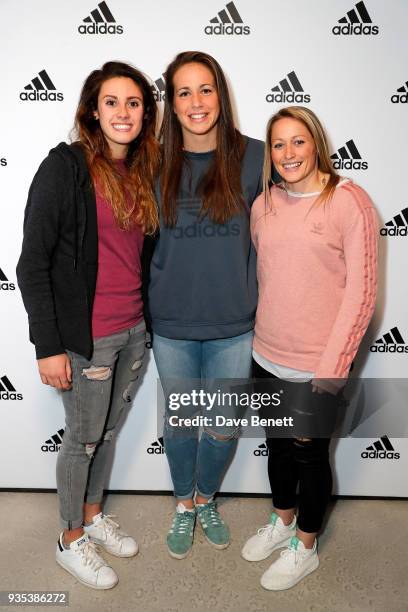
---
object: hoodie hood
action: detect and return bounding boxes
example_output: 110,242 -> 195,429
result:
49,142 -> 93,269
50,141 -> 90,188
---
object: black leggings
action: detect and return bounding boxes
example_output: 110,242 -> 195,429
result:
253,358 -> 335,533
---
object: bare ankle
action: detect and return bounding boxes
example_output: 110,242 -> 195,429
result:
274,508 -> 295,527
195,495 -> 211,505
63,527 -> 84,546
83,502 -> 102,524
296,529 -> 317,549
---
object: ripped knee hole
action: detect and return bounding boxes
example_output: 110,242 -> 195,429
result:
82,365 -> 112,381
294,437 -> 312,445
84,431 -> 114,457
103,430 -> 114,442
85,443 -> 97,458
131,359 -> 143,371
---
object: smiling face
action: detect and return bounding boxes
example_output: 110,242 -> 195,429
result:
271,117 -> 320,192
94,76 -> 144,159
172,62 -> 220,152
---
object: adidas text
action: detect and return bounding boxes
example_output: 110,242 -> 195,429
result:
0,158 -> 6,167
78,23 -> 123,34
204,24 -> 250,35
266,92 -> 310,104
361,450 -> 400,459
0,282 -> 15,291
0,392 -> 23,401
41,443 -> 61,453
391,93 -> 408,104
370,344 -> 408,353
253,448 -> 268,456
173,223 -> 240,240
380,227 -> 407,237
332,24 -> 378,35
147,445 -> 165,455
20,91 -> 63,102
332,159 -> 368,170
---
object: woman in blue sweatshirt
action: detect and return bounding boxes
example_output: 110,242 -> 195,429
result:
149,51 -> 264,558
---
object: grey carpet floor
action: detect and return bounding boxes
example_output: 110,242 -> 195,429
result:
0,493 -> 406,612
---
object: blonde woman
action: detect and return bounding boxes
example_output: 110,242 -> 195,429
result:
242,106 -> 378,590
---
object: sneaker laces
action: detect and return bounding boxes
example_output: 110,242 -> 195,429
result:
280,540 -> 310,566
96,515 -> 127,543
77,540 -> 105,571
172,510 -> 195,535
198,502 -> 223,527
257,523 -> 277,540
280,545 -> 304,567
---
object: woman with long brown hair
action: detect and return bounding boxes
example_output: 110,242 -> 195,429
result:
242,106 -> 378,590
149,51 -> 264,559
17,61 -> 159,589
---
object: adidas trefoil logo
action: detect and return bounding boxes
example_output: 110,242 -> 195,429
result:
151,75 -> 166,102
370,326 -> 408,353
266,71 -> 310,104
78,1 -> 123,34
0,267 -> 15,291
20,70 -> 63,102
311,222 -> 324,235
330,139 -> 367,170
0,375 -> 23,401
41,429 -> 65,453
380,207 -> 408,237
332,1 -> 379,36
205,2 -> 250,35
147,437 -> 164,455
253,442 -> 269,457
391,81 -> 408,104
361,436 -> 400,459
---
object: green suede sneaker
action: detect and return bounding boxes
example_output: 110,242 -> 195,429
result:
196,501 -> 230,549
167,503 -> 196,559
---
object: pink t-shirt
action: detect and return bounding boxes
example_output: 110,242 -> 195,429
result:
92,168 -> 144,338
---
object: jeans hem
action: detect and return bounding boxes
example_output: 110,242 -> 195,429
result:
60,517 -> 84,530
174,489 -> 196,501
85,495 -> 103,505
196,487 -> 217,499
296,524 -> 322,534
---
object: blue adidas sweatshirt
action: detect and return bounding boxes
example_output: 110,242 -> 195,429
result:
149,136 -> 264,340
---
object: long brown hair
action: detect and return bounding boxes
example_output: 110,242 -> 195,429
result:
74,61 -> 159,233
160,51 -> 245,226
263,106 -> 340,208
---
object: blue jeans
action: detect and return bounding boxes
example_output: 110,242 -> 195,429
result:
153,330 -> 253,499
57,321 -> 146,529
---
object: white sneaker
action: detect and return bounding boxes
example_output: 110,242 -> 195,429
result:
260,536 -> 319,591
84,513 -> 139,558
56,532 -> 118,590
241,512 -> 296,562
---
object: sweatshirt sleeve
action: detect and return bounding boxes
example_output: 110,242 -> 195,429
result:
16,153 -> 69,359
313,183 -> 378,393
250,191 -> 266,252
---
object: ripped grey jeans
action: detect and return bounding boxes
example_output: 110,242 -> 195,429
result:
56,320 -> 145,529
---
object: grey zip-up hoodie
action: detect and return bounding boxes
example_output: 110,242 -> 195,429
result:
149,136 -> 264,340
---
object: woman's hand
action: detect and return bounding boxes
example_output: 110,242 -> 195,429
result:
37,354 -> 72,390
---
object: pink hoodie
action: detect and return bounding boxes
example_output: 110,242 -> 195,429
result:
250,180 -> 378,392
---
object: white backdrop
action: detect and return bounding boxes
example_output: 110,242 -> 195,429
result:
0,0 -> 407,495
